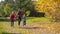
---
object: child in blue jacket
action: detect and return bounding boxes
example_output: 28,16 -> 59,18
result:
23,12 -> 26,26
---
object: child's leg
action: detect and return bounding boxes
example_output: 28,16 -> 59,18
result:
11,20 -> 14,27
18,19 -> 20,26
18,18 -> 21,26
23,21 -> 26,26
23,17 -> 26,26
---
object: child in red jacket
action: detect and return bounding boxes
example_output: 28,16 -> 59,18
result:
10,11 -> 15,27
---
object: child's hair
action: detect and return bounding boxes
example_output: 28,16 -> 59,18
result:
11,11 -> 14,14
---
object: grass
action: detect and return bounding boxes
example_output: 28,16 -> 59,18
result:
0,17 -> 51,23
0,23 -> 7,34
0,17 -> 60,34
27,17 -> 51,23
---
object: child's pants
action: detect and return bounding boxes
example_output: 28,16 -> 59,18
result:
23,17 -> 26,26
23,20 -> 26,26
11,20 -> 14,27
18,17 -> 22,26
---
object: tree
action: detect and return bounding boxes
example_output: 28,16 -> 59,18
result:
0,0 -> 35,17
4,3 -> 12,16
33,0 -> 60,22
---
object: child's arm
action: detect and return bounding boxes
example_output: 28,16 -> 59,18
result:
15,12 -> 18,18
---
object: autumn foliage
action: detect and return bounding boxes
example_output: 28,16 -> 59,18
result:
33,0 -> 60,22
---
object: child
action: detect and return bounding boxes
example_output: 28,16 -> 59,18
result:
23,13 -> 26,27
17,9 -> 24,27
10,11 -> 15,27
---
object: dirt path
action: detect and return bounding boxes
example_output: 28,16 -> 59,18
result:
3,22 -> 60,34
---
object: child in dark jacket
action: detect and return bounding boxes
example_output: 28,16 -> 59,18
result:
17,10 -> 24,27
10,11 -> 15,27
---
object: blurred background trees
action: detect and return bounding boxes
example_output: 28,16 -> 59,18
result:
0,0 -> 36,17
33,0 -> 60,22
0,0 -> 60,22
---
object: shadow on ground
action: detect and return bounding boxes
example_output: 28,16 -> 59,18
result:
19,27 -> 40,29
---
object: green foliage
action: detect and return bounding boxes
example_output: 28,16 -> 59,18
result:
2,0 -> 34,17
4,3 -> 11,15
2,32 -> 8,34
26,11 -> 30,16
4,3 -> 9,14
